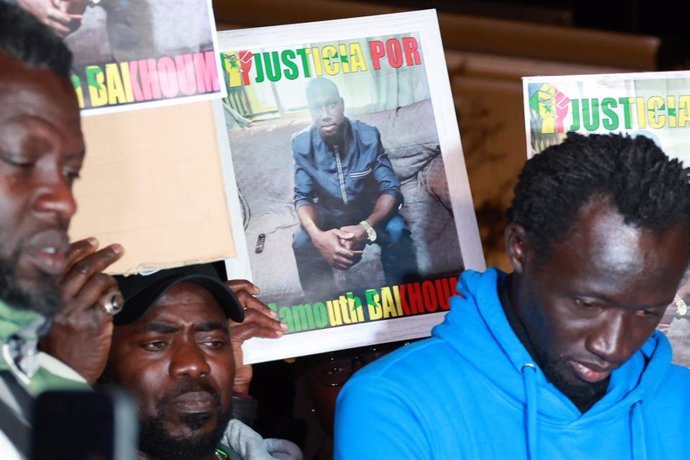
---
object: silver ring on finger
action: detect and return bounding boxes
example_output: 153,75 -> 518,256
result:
99,289 -> 124,315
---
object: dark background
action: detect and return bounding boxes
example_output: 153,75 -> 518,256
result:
354,0 -> 689,69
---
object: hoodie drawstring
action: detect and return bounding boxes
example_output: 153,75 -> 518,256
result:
521,363 -> 538,460
630,400 -> 647,460
521,363 -> 647,460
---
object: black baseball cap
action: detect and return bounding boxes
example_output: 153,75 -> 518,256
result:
113,263 -> 245,326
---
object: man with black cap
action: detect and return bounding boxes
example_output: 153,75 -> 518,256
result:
105,263 -> 301,460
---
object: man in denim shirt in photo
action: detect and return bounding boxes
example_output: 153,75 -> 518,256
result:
291,77 -> 417,300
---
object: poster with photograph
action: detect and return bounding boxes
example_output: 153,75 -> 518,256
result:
217,10 -> 484,363
523,71 -> 690,367
30,0 -> 225,114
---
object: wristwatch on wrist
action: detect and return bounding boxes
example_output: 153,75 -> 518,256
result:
360,220 -> 377,243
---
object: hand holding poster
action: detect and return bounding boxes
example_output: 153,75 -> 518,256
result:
217,10 -> 484,363
523,71 -> 690,367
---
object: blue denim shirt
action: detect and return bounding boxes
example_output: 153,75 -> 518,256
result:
292,118 -> 402,224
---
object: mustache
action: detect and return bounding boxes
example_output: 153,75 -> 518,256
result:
0,247 -> 60,317
159,379 -> 221,406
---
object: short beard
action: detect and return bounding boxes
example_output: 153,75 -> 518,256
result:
541,358 -> 608,412
138,382 -> 231,460
0,251 -> 61,318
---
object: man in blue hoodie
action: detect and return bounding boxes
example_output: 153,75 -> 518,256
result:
334,132 -> 690,459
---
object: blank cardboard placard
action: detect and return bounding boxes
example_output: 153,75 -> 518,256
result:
70,101 -> 235,274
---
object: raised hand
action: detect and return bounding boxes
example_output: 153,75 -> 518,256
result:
226,279 -> 287,394
40,237 -> 124,384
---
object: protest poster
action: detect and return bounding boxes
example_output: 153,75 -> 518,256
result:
523,71 -> 690,366
215,10 -> 484,364
32,1 -> 237,275
70,101 -> 237,275
523,71 -> 690,161
43,0 -> 225,114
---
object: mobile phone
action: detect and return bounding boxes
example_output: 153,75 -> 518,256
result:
30,386 -> 138,460
255,233 -> 266,253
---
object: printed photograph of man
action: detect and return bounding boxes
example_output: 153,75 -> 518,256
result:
291,77 -> 418,300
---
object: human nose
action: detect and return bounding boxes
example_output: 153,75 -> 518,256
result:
318,104 -> 332,120
169,340 -> 211,379
33,173 -> 77,223
585,312 -> 633,365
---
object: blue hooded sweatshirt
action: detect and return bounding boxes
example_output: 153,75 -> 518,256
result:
334,268 -> 690,459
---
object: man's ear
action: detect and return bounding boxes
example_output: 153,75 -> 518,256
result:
505,223 -> 529,274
